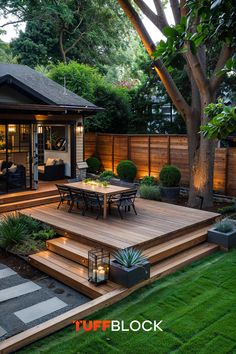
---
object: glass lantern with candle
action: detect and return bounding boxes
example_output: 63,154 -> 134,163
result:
88,248 -> 110,285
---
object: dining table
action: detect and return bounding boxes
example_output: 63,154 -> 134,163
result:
65,181 -> 134,219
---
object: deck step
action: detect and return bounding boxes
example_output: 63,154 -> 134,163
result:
143,226 -> 210,264
0,189 -> 58,205
0,195 -> 60,213
28,251 -> 120,299
46,237 -> 91,267
151,242 -> 219,279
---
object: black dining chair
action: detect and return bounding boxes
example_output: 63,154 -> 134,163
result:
56,184 -> 72,209
68,187 -> 85,214
84,192 -> 104,219
109,189 -> 137,219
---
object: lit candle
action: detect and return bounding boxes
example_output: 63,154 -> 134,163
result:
97,266 -> 105,282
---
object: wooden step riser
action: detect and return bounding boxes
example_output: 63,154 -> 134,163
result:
135,218 -> 216,251
28,257 -> 101,299
0,196 -> 60,213
0,190 -> 58,205
46,242 -> 88,267
147,234 -> 207,265
53,228 -> 118,252
151,244 -> 218,279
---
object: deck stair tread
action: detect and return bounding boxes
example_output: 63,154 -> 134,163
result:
0,195 -> 59,213
46,237 -> 91,266
29,251 -> 120,299
143,225 -> 210,264
151,242 -> 218,278
0,189 -> 58,205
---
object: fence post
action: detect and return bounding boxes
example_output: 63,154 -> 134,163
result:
112,135 -> 115,172
225,148 -> 229,195
127,136 -> 131,160
148,135 -> 151,176
167,136 -> 171,164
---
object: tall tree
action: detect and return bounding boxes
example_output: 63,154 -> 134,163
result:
117,0 -> 235,207
0,0 -> 139,70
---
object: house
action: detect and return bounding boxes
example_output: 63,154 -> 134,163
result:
0,63 -> 101,194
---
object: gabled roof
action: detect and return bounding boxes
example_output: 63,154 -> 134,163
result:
0,63 -> 100,111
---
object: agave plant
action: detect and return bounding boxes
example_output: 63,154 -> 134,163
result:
214,218 -> 235,233
113,248 -> 147,268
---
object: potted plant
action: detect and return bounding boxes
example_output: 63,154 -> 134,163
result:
109,248 -> 150,288
208,218 -> 236,249
159,165 -> 181,202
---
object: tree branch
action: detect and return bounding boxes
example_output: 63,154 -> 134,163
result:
169,0 -> 181,24
185,43 -> 210,97
210,44 -> 233,92
117,0 -> 191,120
153,0 -> 169,28
133,0 -> 166,31
0,20 -> 24,28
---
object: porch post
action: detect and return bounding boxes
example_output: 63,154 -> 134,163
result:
33,124 -> 39,190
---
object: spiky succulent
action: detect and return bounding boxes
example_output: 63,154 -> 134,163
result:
214,218 -> 235,233
113,248 -> 147,268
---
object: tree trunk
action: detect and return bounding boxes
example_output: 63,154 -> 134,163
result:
187,94 -> 216,208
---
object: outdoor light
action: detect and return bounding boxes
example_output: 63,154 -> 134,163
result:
76,122 -> 84,134
88,248 -> 110,285
38,125 -> 43,134
8,124 -> 16,133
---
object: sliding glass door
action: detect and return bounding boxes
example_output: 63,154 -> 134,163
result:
0,124 -> 32,194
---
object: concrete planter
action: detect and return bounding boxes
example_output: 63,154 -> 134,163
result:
160,186 -> 180,202
109,260 -> 150,288
208,227 -> 236,249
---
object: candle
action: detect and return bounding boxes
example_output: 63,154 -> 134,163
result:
97,266 -> 106,282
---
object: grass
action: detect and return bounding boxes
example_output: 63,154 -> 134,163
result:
19,250 -> 236,354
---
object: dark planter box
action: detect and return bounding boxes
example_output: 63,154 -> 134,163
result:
208,227 -> 236,249
160,186 -> 180,202
110,260 -> 150,288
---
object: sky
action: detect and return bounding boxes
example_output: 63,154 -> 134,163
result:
0,0 -> 175,44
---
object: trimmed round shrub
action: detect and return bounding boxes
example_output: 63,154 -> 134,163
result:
159,165 -> 181,187
86,157 -> 101,174
99,170 -> 116,181
116,160 -> 137,182
140,176 -> 156,186
139,185 -> 161,201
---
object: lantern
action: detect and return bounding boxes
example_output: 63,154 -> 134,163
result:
88,248 -> 110,285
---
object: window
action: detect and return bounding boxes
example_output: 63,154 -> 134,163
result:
44,126 -> 68,151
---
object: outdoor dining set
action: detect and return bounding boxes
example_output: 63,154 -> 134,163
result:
56,180 -> 138,220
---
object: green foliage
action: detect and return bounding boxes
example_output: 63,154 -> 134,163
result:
218,204 -> 236,215
140,176 -> 157,186
49,62 -> 132,133
139,185 -> 161,201
116,160 -> 137,182
8,0 -> 140,71
113,248 -> 147,268
32,228 -> 56,241
214,218 -> 235,233
201,100 -> 236,139
86,157 -> 101,174
0,212 -> 56,254
0,214 -> 27,249
99,170 -> 116,181
159,165 -> 181,187
0,39 -> 18,63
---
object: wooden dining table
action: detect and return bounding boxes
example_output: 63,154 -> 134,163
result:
65,181 -> 133,219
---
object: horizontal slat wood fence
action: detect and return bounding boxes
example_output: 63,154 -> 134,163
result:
85,133 -> 235,196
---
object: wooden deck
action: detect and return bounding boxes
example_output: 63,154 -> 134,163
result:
22,199 -> 218,250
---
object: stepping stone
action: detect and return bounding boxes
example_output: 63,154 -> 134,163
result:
0,326 -> 7,337
0,268 -> 16,279
0,282 -> 41,303
14,297 -> 67,324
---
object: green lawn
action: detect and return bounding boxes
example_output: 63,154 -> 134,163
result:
20,250 -> 236,354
